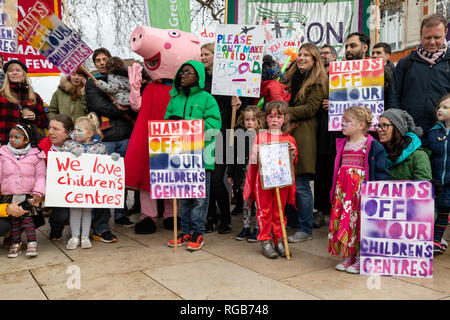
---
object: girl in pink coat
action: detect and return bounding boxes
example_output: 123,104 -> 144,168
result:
0,124 -> 46,258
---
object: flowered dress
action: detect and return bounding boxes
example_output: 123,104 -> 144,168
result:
328,139 -> 367,258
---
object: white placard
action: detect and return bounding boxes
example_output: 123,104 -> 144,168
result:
258,142 -> 294,189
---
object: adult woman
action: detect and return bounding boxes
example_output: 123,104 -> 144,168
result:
0,60 -> 46,144
38,114 -> 74,240
47,68 -> 88,123
377,109 -> 432,180
284,43 -> 328,243
201,43 -> 242,234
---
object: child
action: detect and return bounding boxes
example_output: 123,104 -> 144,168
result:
165,60 -> 221,251
62,113 -> 120,249
0,124 -> 46,258
96,56 -> 131,131
328,106 -> 390,273
228,105 -> 261,242
260,55 -> 290,107
423,93 -> 450,255
243,101 -> 298,259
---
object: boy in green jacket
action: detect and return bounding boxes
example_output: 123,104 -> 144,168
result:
165,60 -> 221,251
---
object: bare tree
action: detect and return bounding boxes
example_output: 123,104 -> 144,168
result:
191,0 -> 226,30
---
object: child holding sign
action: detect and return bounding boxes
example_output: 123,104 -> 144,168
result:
329,106 -> 390,273
0,124 -> 46,258
243,101 -> 297,259
62,113 -> 120,250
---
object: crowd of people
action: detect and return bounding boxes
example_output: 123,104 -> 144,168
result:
0,13 -> 448,275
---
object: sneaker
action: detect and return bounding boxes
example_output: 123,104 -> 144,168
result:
66,237 -> 80,250
168,233 -> 191,247
274,239 -> 287,257
218,223 -> 232,234
313,211 -> 326,228
441,238 -> 448,250
93,231 -> 118,243
7,242 -> 21,258
345,256 -> 361,274
26,242 -> 38,257
115,216 -> 135,228
81,236 -> 92,249
247,228 -> 259,243
288,231 -> 313,243
49,229 -> 62,241
335,255 -> 355,271
261,240 -> 278,259
235,227 -> 251,241
434,240 -> 445,255
186,233 -> 204,251
205,219 -> 215,234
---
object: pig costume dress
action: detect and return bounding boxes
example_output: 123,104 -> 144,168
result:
125,26 -> 201,234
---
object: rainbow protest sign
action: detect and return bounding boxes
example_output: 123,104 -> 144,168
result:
15,0 -> 92,76
360,181 -> 434,278
328,58 -> 384,131
148,120 -> 206,199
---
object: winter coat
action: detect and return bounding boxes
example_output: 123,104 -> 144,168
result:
48,77 -> 88,123
330,134 -> 390,202
0,82 -> 46,144
85,73 -> 137,142
227,127 -> 255,191
164,60 -> 222,170
0,145 -> 46,197
385,132 -> 432,181
260,80 -> 291,104
62,139 -> 107,155
96,68 -> 130,106
387,49 -> 450,132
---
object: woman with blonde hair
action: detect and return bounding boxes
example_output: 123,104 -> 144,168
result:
283,43 -> 329,244
0,60 -> 46,144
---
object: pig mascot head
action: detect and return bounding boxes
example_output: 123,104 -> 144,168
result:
130,26 -> 201,81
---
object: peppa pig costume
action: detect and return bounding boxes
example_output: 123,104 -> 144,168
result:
125,26 -> 201,234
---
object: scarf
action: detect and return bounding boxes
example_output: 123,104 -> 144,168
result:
385,132 -> 421,169
288,69 -> 308,107
416,42 -> 448,65
7,142 -> 31,156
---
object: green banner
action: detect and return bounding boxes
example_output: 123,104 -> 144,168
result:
147,0 -> 191,32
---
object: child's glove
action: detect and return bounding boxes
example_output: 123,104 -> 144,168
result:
71,148 -> 82,157
110,153 -> 120,161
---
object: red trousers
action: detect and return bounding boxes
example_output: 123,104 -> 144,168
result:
254,174 -> 289,244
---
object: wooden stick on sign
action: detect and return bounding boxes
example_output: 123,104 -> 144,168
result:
229,105 -> 237,146
276,188 -> 291,260
173,199 -> 177,251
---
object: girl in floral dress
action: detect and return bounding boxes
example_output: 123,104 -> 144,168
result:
328,106 -> 390,274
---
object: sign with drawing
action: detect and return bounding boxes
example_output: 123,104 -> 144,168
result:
258,142 -> 294,190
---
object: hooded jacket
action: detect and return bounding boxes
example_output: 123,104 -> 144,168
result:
423,121 -> 450,185
164,60 -> 221,170
48,77 -> 88,123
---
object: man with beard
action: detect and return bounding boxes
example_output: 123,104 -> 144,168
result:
345,32 -> 370,60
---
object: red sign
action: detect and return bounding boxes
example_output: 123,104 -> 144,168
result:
2,0 -> 62,76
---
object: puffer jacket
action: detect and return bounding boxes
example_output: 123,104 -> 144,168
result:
423,121 -> 450,184
48,76 -> 88,123
0,145 -> 46,197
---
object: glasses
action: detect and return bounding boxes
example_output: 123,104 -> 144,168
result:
375,123 -> 393,131
179,71 -> 196,77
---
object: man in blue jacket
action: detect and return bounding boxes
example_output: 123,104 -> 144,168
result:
387,13 -> 450,132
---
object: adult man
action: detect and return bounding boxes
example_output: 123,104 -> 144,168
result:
388,13 -> 450,132
320,44 -> 337,73
372,42 -> 395,104
345,32 -> 370,60
85,48 -> 136,242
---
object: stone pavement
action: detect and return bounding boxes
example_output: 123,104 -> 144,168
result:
0,213 -> 449,300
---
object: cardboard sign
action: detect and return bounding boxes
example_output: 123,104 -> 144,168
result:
0,0 -> 18,54
45,152 -> 125,208
328,59 -> 384,131
148,120 -> 206,199
211,24 -> 264,98
15,0 -> 92,76
263,21 -> 303,65
258,142 -> 294,190
360,181 -> 434,278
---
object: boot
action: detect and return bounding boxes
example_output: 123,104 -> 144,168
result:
261,240 -> 278,259
274,239 -> 287,257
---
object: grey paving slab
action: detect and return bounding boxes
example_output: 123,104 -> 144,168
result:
0,270 -> 47,300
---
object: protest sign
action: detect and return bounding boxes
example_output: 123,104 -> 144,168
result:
258,142 -> 294,190
0,0 -> 18,54
211,24 -> 264,98
148,119 -> 205,199
45,152 -> 125,208
328,58 -> 384,131
360,181 -> 434,278
263,21 -> 303,65
15,0 -> 92,76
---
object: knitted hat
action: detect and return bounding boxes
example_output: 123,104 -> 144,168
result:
380,109 -> 423,137
3,59 -> 28,73
262,54 -> 283,81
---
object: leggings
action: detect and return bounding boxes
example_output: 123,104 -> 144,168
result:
10,216 -> 36,243
207,163 -> 230,225
70,208 -> 92,237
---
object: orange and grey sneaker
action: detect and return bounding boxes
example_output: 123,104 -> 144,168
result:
93,231 -> 118,243
168,233 -> 191,247
186,233 -> 204,251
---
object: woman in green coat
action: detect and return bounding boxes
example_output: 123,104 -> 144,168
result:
283,43 -> 328,243
376,109 -> 432,181
48,68 -> 88,123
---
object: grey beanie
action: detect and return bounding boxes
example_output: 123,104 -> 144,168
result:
381,109 -> 423,137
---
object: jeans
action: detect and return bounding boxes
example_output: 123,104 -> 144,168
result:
49,207 -> 70,233
91,208 -> 111,234
103,139 -> 129,220
179,170 -> 211,235
295,174 -> 313,235
0,217 -> 10,236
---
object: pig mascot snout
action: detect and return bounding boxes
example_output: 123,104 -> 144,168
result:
125,26 -> 201,234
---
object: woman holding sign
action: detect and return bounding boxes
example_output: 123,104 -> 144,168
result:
0,60 -> 46,144
283,43 -> 328,243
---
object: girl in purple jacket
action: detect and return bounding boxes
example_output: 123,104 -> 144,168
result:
1,124 -> 46,258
